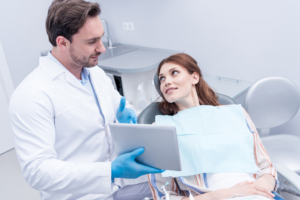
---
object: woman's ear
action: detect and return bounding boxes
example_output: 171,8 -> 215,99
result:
192,72 -> 200,84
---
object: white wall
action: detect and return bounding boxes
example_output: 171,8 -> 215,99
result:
0,0 -> 299,136
98,0 -> 300,136
0,41 -> 15,154
0,0 -> 53,87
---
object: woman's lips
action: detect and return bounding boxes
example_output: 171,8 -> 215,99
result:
165,88 -> 177,94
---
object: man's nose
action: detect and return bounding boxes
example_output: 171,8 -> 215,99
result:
96,40 -> 106,53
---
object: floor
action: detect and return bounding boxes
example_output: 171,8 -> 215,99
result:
0,149 -> 41,200
0,149 -> 299,200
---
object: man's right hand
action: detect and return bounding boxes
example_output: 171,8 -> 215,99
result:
111,147 -> 164,180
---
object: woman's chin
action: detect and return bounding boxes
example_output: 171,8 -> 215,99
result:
165,97 -> 178,103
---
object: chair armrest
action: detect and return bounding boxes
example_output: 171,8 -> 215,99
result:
275,163 -> 300,192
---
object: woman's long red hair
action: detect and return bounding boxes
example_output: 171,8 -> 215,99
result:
157,53 -> 220,115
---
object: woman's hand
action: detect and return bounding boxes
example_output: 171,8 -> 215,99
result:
228,181 -> 275,199
181,178 -> 276,200
254,174 -> 276,193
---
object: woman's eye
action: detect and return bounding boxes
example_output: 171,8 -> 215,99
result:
172,70 -> 179,75
159,77 -> 165,82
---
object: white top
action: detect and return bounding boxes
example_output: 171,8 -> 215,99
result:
206,173 -> 255,190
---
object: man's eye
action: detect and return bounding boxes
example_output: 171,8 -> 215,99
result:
89,40 -> 96,44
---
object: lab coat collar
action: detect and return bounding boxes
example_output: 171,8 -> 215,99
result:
39,56 -> 66,81
39,57 -> 89,94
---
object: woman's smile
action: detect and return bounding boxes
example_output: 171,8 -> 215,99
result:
165,87 -> 178,94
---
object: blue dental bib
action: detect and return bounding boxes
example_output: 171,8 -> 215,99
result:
155,105 -> 259,177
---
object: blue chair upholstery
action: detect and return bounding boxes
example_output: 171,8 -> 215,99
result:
137,102 -> 162,124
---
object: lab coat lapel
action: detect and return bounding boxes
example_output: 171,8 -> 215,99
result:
89,70 -> 110,125
89,67 -> 117,158
39,57 -> 89,94
65,71 -> 90,94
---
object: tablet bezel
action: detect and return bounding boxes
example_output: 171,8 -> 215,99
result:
109,123 -> 182,171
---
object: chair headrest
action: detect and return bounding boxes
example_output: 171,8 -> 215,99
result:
154,73 -> 163,97
244,77 -> 300,129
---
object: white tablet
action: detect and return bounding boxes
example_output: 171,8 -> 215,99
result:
109,123 -> 182,171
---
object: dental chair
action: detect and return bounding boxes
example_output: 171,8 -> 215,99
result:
244,77 -> 300,197
137,75 -> 300,199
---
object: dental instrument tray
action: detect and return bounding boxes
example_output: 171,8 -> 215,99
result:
109,123 -> 182,171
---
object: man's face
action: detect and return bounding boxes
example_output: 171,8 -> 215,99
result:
69,16 -> 106,68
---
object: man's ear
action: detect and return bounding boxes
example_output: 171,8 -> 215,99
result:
192,72 -> 200,84
56,36 -> 70,51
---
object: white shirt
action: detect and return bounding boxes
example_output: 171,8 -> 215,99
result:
9,56 -> 135,200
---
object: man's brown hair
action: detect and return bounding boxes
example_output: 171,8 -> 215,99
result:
46,0 -> 101,46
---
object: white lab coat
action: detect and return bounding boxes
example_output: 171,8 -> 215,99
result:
9,57 -> 135,200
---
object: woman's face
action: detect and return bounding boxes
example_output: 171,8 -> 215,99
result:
159,62 -> 199,103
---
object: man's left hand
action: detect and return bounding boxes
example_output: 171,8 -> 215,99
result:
116,97 -> 137,124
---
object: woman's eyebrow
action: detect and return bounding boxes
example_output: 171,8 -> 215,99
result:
168,67 -> 177,72
159,67 -> 177,77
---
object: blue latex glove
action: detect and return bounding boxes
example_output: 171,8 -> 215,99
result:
116,97 -> 137,124
111,148 -> 165,180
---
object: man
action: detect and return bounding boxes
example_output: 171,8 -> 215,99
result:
9,0 -> 163,199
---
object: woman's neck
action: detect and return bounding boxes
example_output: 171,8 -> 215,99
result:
175,88 -> 200,111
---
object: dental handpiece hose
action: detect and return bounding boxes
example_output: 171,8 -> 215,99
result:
161,183 -> 170,200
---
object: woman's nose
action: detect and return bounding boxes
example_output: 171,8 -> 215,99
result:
164,76 -> 171,86
164,80 -> 170,86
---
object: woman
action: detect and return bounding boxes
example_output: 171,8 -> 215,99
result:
148,53 -> 283,200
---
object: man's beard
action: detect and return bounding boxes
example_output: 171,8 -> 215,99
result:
69,46 -> 100,68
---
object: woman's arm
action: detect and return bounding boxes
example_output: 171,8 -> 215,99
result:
148,173 -> 215,200
255,174 -> 276,192
182,181 -> 274,200
149,174 -> 274,200
242,108 -> 277,191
